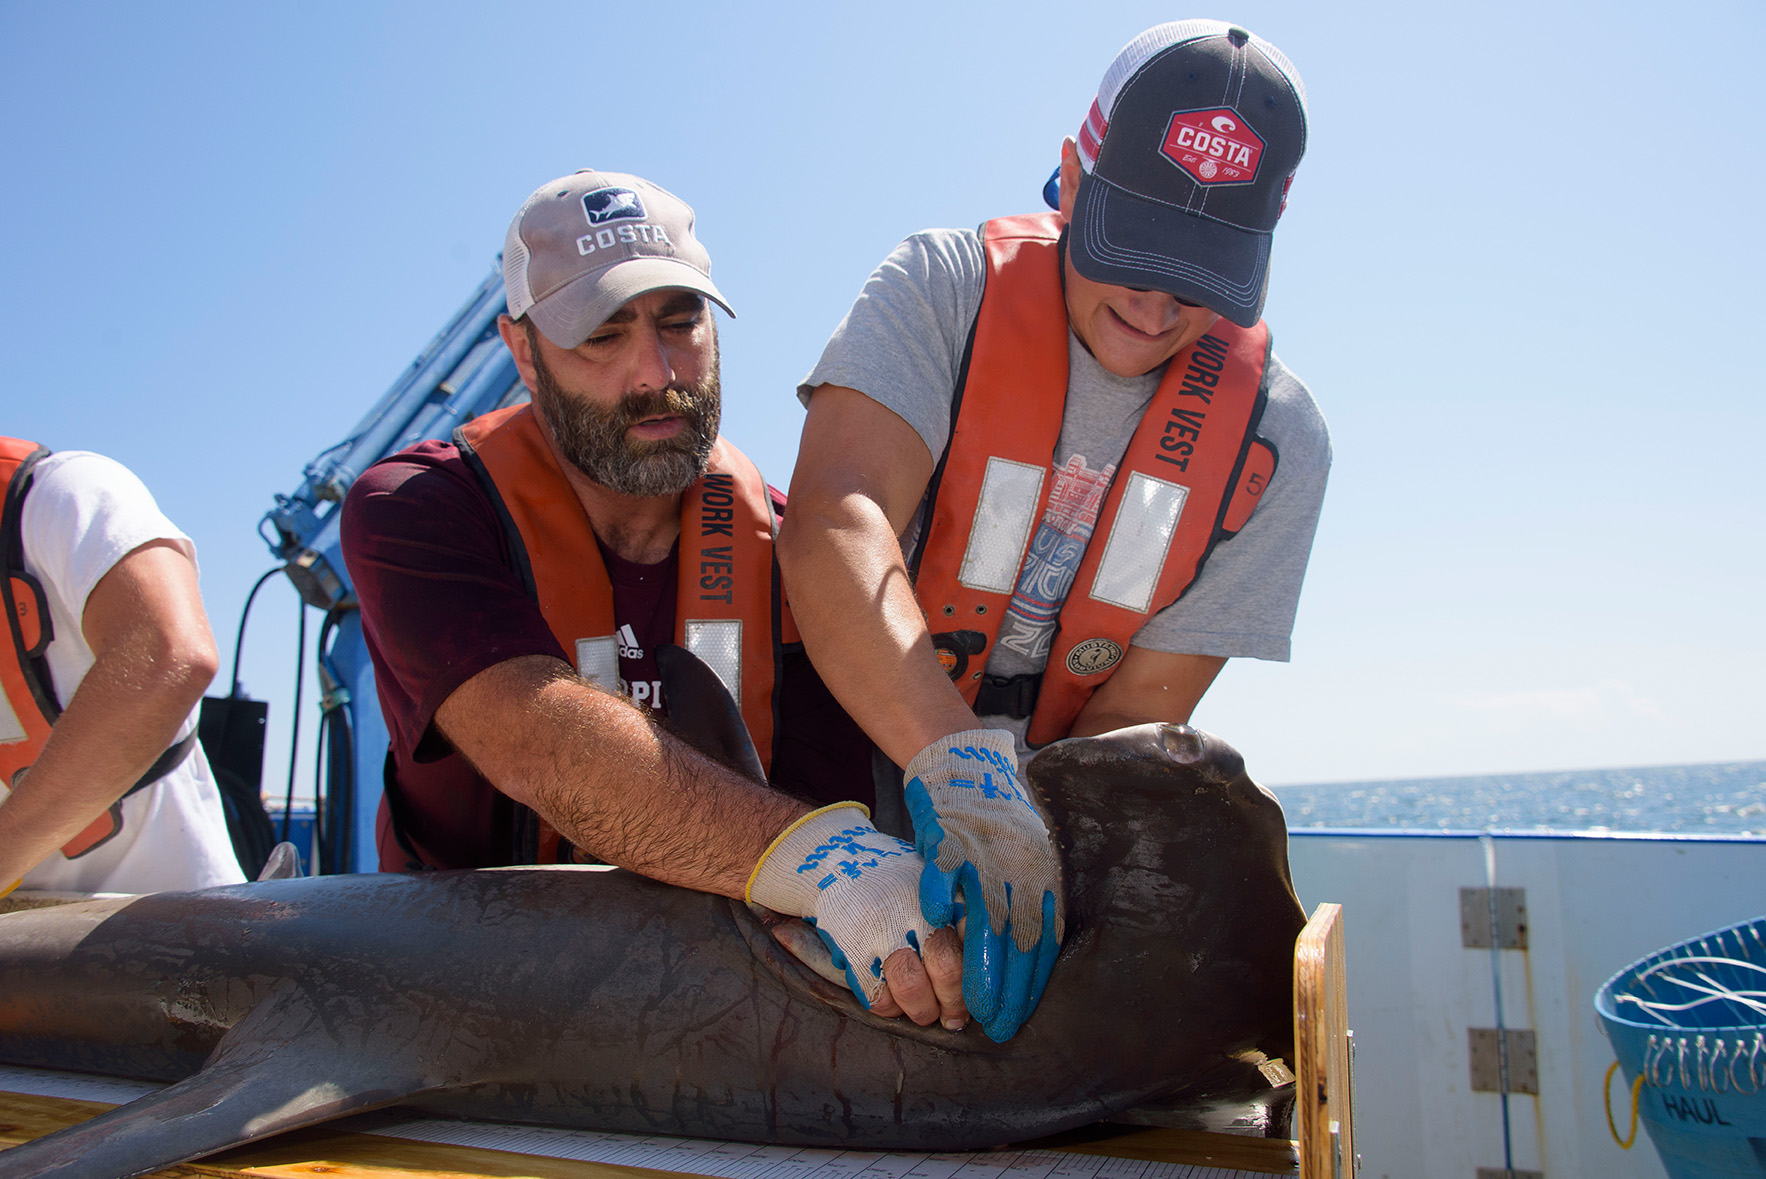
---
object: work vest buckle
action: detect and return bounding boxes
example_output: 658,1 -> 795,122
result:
976,672 -> 1042,720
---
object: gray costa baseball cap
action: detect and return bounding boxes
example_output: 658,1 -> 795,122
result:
1067,21 -> 1308,327
502,169 -> 734,348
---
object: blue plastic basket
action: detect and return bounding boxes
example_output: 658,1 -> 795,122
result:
1596,916 -> 1766,1178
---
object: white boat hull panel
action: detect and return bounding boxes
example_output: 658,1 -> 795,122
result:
1288,830 -> 1766,1179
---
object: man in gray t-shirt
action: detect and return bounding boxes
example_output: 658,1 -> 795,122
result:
777,22 -> 1326,1043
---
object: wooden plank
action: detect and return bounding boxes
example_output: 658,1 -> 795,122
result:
195,1125 -> 692,1179
1023,1123 -> 1297,1174
0,889 -> 125,915
1293,902 -> 1353,1179
0,1089 -> 1298,1179
0,1092 -> 706,1179
0,1093 -> 212,1178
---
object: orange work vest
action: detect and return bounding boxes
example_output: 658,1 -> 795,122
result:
455,403 -> 782,772
911,214 -> 1276,747
2,438 -> 58,788
1,437 -> 192,858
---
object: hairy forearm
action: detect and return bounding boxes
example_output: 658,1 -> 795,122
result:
437,656 -> 808,896
775,493 -> 978,768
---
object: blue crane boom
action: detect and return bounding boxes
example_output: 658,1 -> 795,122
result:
257,264 -> 527,873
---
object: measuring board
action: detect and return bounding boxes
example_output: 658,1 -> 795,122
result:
0,1065 -> 1277,1179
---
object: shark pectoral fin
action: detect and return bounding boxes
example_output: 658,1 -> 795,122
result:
0,985 -> 443,1179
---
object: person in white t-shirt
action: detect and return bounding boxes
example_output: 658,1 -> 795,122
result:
0,441 -> 245,894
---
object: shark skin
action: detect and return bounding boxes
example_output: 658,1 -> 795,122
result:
0,722 -> 1305,1179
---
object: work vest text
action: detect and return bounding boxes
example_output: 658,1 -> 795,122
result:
1156,334 -> 1231,472
699,473 -> 737,603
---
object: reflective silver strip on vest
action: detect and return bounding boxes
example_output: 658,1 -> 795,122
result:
959,458 -> 1045,594
684,619 -> 743,707
1089,473 -> 1190,613
0,691 -> 26,744
574,636 -> 620,692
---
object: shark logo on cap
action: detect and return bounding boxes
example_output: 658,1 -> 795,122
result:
582,187 -> 647,226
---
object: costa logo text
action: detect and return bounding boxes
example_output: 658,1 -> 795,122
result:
1161,109 -> 1264,185
576,222 -> 672,256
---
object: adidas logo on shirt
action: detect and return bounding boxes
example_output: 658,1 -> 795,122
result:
616,624 -> 643,660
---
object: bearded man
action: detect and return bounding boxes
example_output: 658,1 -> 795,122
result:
340,171 -> 967,1031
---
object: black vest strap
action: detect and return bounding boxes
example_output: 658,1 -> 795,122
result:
128,729 -> 197,796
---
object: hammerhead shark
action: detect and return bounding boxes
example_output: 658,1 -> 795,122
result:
0,651 -> 1305,1179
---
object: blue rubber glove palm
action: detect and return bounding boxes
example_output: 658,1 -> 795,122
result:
747,803 -> 941,1009
902,730 -> 1064,1041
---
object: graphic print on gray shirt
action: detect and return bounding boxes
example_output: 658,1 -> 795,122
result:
799,225 -> 1331,744
996,453 -> 1116,662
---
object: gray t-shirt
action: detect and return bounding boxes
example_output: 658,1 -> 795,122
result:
799,227 -> 1331,741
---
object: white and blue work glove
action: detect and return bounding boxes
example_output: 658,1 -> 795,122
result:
747,802 -> 940,1010
903,729 -> 1064,1042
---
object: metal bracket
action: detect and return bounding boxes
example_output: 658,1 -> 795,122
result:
1468,1028 -> 1538,1094
285,549 -> 349,612
1461,887 -> 1528,949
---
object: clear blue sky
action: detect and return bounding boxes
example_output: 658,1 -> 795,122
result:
4,0 -> 1761,789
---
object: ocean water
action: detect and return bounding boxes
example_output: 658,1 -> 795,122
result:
1266,760 -> 1766,836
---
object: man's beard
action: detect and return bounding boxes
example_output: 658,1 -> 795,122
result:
527,339 -> 722,499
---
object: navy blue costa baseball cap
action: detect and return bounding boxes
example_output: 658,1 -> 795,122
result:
1064,21 -> 1308,327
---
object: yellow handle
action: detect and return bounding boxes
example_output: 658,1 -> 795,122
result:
1603,1059 -> 1645,1149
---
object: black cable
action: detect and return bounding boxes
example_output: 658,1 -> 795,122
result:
215,764 -> 278,881
316,702 -> 353,875
311,606 -> 357,875
279,600 -> 307,844
209,564 -> 284,879
313,609 -> 338,873
327,616 -> 355,874
230,567 -> 283,697
312,688 -> 329,872
328,703 -> 354,872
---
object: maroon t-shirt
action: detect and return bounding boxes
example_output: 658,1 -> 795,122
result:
339,439 -> 873,870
